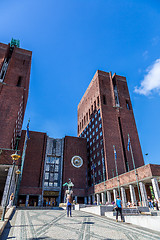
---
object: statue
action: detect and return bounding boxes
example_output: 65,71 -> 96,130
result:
63,179 -> 74,203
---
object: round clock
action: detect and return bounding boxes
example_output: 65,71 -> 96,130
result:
71,156 -> 83,168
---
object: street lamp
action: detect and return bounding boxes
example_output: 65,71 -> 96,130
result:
1,152 -> 21,221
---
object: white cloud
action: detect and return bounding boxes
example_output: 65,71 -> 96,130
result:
134,59 -> 160,95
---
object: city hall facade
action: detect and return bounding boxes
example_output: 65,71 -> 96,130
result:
0,40 -> 160,208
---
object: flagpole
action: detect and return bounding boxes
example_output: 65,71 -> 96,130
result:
113,145 -> 120,197
14,120 -> 30,205
128,134 -> 142,206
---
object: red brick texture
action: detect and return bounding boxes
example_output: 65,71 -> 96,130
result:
18,131 -> 47,195
0,42 -> 32,149
62,136 -> 88,197
93,164 -> 159,194
78,70 -> 144,182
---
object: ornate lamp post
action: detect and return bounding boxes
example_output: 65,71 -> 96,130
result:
1,152 -> 21,221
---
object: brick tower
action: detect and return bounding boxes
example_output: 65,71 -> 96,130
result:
0,39 -> 32,149
78,70 -> 144,186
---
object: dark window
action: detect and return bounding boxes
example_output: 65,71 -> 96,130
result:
126,100 -> 130,110
17,76 -> 22,87
82,119 -> 83,127
103,95 -> 106,105
86,113 -> 88,121
89,109 -> 90,116
91,105 -> 93,113
97,96 -> 99,106
94,100 -> 96,110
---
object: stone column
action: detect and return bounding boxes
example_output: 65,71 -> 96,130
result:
129,184 -> 137,205
84,197 -> 87,204
151,178 -> 160,206
25,195 -> 29,207
139,182 -> 148,207
88,196 -> 91,204
38,195 -> 42,207
113,189 -> 117,203
96,193 -> 100,205
107,191 -> 111,203
101,192 -> 106,205
1,167 -> 16,207
121,187 -> 127,207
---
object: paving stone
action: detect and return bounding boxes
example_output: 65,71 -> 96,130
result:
1,209 -> 160,240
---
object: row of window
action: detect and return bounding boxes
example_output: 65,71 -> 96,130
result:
44,181 -> 58,187
78,107 -> 101,133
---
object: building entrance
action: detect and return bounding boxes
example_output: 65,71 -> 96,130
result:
43,191 -> 59,207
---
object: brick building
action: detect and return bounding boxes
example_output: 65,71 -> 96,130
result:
0,40 -> 32,149
78,70 -> 144,186
0,39 -> 159,207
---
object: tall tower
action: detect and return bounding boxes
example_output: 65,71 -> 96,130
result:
0,39 -> 32,149
78,70 -> 144,186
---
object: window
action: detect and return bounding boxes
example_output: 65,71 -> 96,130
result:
98,170 -> 101,175
93,131 -> 95,136
99,124 -> 102,128
92,124 -> 94,129
82,119 -> 83,127
91,105 -> 93,112
92,118 -> 94,122
87,131 -> 89,135
96,128 -> 98,132
45,173 -> 49,179
94,154 -> 96,159
97,152 -> 100,157
17,76 -> 22,87
100,131 -> 102,136
94,100 -> 96,110
97,96 -> 99,106
90,142 -> 92,146
89,128 -> 91,132
96,135 -> 99,140
126,100 -> 130,110
87,138 -> 89,142
95,114 -> 97,118
90,135 -> 92,139
95,172 -> 97,177
93,146 -> 95,151
103,95 -> 106,105
98,109 -> 100,114
86,113 -> 88,121
95,121 -> 97,125
89,109 -> 91,116
100,139 -> 103,145
89,122 -> 91,126
84,134 -> 86,138
44,181 -> 48,187
90,150 -> 92,154
49,182 -> 53,187
97,143 -> 99,148
98,160 -> 101,166
93,138 -> 95,143
54,182 -> 58,187
99,117 -> 101,121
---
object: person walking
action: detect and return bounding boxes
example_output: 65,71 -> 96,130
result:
66,195 -> 72,217
147,196 -> 154,210
154,198 -> 159,211
115,195 -> 123,222
7,193 -> 14,208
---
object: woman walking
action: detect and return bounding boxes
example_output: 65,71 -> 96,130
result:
115,195 -> 123,222
66,195 -> 72,217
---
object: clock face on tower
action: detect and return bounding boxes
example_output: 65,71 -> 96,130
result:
71,156 -> 83,168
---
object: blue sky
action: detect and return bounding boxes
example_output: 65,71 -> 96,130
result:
1,0 -> 160,165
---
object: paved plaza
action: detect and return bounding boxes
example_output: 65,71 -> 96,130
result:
1,209 -> 160,240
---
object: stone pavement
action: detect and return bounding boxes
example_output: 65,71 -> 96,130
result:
1,209 -> 160,240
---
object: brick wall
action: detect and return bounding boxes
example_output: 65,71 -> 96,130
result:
62,136 -> 88,197
18,130 -> 47,195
